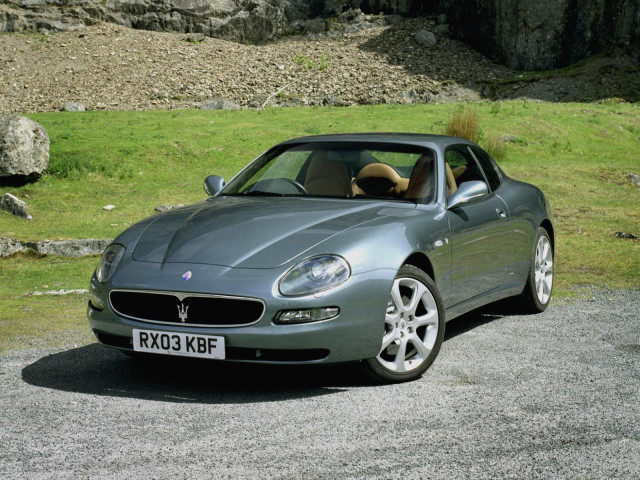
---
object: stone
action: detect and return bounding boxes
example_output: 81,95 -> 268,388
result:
0,237 -> 113,257
64,102 -> 85,111
155,203 -> 184,212
628,173 -> 640,186
0,115 -> 50,184
415,29 -> 437,48
184,33 -> 205,43
26,289 -> 90,296
23,238 -> 113,256
615,231 -> 640,241
0,193 -> 32,219
434,24 -> 449,35
0,237 -> 24,257
200,98 -> 241,110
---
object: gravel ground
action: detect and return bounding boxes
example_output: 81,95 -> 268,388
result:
2,18 -> 639,114
1,289 -> 639,479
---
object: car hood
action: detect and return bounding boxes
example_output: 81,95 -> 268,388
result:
132,196 -> 409,268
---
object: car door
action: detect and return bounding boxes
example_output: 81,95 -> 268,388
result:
445,145 -> 512,306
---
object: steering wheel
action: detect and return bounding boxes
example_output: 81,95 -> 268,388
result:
282,178 -> 309,195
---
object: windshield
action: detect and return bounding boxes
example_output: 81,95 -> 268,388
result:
221,142 -> 437,204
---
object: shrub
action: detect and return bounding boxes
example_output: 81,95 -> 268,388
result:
445,107 -> 479,143
486,133 -> 506,160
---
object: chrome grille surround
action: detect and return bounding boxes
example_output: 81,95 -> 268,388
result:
109,289 -> 266,328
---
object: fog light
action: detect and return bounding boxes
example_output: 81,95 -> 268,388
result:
275,307 -> 340,325
89,290 -> 104,310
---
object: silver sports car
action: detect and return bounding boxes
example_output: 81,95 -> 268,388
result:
88,133 -> 554,382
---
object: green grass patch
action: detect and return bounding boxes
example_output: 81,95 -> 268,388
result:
1,102 -> 639,352
0,254 -> 98,354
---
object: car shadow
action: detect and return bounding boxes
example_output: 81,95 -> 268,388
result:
20,343 -> 372,404
22,307 -> 512,403
444,310 -> 504,341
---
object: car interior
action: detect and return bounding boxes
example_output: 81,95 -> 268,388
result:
300,149 -> 437,202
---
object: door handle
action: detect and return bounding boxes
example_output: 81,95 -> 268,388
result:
496,208 -> 507,218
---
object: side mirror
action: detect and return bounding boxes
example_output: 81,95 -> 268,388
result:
204,175 -> 225,196
447,181 -> 488,209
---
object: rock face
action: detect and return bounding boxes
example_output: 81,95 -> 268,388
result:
432,0 -> 640,69
1,0 -> 638,69
1,0 -> 310,43
0,115 -> 50,185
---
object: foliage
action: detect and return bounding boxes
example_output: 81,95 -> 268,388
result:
445,107 -> 479,142
293,51 -> 329,70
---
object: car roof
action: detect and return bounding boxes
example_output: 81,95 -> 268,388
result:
277,133 -> 477,149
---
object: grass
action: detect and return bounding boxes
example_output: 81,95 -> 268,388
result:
445,107 -> 480,143
1,101 -> 639,352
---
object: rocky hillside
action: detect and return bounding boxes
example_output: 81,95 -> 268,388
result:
2,16 -> 639,114
2,0 -> 639,70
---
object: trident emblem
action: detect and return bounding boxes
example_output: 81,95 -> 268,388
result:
177,302 -> 189,323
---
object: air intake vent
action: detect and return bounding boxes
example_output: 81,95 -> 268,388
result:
109,290 -> 264,327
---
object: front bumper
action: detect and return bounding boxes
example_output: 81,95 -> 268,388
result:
88,261 -> 395,365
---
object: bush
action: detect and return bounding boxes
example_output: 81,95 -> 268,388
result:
445,107 -> 479,143
486,133 -> 506,160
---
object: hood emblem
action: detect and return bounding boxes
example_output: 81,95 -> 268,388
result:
182,271 -> 192,281
177,302 -> 189,323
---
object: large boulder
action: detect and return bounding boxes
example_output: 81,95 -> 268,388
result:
0,115 -> 50,185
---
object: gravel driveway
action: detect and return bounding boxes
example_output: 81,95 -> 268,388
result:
1,290 -> 639,479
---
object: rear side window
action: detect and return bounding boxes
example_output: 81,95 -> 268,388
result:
470,147 -> 502,192
444,146 -> 486,185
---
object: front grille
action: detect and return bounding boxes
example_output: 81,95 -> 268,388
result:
109,290 -> 265,327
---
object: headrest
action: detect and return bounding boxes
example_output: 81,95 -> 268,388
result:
355,163 -> 403,195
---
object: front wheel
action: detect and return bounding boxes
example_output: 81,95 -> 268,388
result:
364,265 -> 445,383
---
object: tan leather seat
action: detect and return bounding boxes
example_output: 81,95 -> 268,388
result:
445,163 -> 458,194
404,154 -> 433,200
352,163 -> 409,197
304,153 -> 352,196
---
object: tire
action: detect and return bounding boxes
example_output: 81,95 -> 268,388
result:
515,226 -> 554,313
364,265 -> 445,383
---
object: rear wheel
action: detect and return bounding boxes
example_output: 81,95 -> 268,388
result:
364,265 -> 445,383
515,227 -> 554,313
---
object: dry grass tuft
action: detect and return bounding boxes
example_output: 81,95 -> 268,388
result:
486,133 -> 507,160
445,107 -> 479,143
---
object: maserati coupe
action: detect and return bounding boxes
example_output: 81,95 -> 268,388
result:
88,133 -> 554,382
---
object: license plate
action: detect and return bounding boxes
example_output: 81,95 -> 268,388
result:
133,329 -> 225,360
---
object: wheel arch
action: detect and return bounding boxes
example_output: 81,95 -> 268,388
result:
540,219 -> 555,250
403,252 -> 435,281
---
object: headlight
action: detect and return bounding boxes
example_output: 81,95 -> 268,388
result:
279,255 -> 350,296
95,244 -> 125,284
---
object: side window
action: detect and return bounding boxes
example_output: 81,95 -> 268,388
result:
471,147 -> 502,192
444,146 -> 486,186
